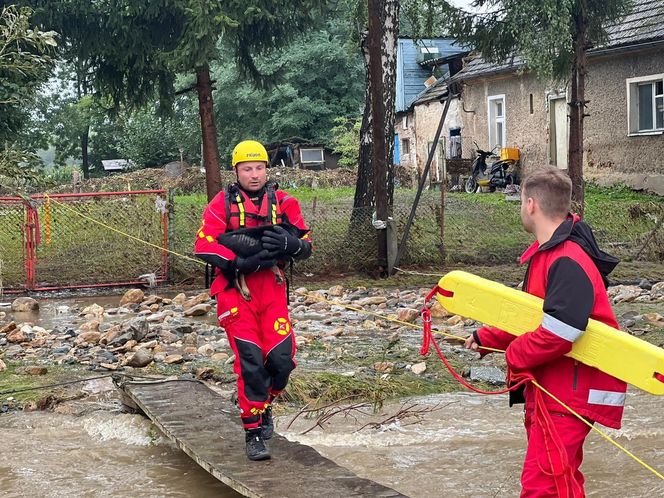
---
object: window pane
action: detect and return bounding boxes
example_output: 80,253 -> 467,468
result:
495,100 -> 504,118
656,80 -> 663,96
639,84 -> 653,130
496,122 -> 504,147
300,148 -> 324,162
656,96 -> 664,129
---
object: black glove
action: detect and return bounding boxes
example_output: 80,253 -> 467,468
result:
233,250 -> 276,274
261,225 -> 303,257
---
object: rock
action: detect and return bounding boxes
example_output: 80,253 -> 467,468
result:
168,324 -> 193,336
159,331 -> 179,344
164,354 -> 184,365
650,282 -> 664,300
304,292 -> 326,305
396,308 -> 420,323
326,327 -> 345,337
7,328 -> 28,343
195,367 -> 215,380
52,346 -> 71,356
11,297 -> 39,312
373,361 -> 394,373
608,285 -> 642,303
411,362 -> 427,375
23,366 -> 48,376
99,363 -> 119,371
356,296 -> 387,306
643,313 -> 663,323
182,292 -> 210,310
197,344 -> 215,356
446,315 -> 464,326
142,295 -> 163,306
125,349 -> 154,368
0,311 -> 5,319
638,279 -> 652,290
469,366 -> 506,385
79,320 -> 101,333
125,317 -> 149,342
172,293 -> 187,305
0,359 -> 5,372
75,331 -> 101,345
120,289 -> 145,306
81,304 -> 104,317
183,303 -> 211,317
225,354 -> 235,365
429,301 -> 451,318
183,333 -> 199,347
328,285 -> 344,297
361,319 -> 379,329
211,352 -> 229,362
0,321 -> 17,335
621,318 -> 637,329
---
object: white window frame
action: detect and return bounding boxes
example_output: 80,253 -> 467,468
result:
300,148 -> 325,163
402,137 -> 410,156
626,73 -> 664,136
487,94 -> 507,149
402,114 -> 409,130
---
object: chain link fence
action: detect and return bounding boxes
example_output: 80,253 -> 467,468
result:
1,187 -> 662,292
0,191 -> 169,292
171,188 -> 664,286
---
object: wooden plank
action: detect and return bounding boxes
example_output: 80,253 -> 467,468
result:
119,379 -> 406,498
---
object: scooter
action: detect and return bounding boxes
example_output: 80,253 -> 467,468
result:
464,143 -> 518,193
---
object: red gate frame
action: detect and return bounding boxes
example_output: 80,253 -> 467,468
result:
0,190 -> 169,293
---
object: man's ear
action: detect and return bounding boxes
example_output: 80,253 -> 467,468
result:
526,196 -> 536,215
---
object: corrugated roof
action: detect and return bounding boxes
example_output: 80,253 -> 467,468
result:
453,0 -> 664,82
601,0 -> 664,49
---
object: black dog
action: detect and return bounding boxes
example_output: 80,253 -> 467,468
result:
217,222 -> 309,300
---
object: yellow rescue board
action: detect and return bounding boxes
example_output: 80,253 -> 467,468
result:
436,270 -> 664,395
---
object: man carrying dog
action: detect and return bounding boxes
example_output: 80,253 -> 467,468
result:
194,140 -> 312,461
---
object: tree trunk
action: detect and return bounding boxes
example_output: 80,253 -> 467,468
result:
353,0 -> 400,213
80,125 -> 90,179
568,1 -> 588,215
196,64 -> 222,201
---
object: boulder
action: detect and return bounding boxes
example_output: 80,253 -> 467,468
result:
356,296 -> 387,306
182,292 -> 210,310
81,304 -> 104,318
411,362 -> 427,375
184,304 -> 211,317
651,282 -> 664,300
172,293 -> 187,305
328,285 -> 345,297
0,321 -> 17,335
120,289 -> 145,306
11,297 -> 39,312
396,308 -> 419,323
75,331 -> 101,345
125,349 -> 154,368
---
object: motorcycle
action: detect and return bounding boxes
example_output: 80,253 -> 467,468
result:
464,142 -> 518,193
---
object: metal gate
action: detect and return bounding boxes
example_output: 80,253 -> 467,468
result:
0,190 -> 169,293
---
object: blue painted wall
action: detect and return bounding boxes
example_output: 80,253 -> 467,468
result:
396,38 -> 464,112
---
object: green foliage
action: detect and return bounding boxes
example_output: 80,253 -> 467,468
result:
446,0 -> 632,81
212,29 -> 365,161
118,101 -> 200,169
0,5 -> 56,180
330,116 -> 362,169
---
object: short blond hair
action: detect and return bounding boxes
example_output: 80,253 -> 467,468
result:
522,167 -> 572,218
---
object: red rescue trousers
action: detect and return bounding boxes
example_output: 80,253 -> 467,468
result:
215,269 -> 296,429
521,409 -> 593,497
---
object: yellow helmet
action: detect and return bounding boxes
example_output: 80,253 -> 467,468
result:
231,140 -> 269,167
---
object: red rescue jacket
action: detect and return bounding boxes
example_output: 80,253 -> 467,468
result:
476,214 -> 626,429
193,182 -> 311,297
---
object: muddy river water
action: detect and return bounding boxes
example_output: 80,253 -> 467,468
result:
1,294 -> 662,496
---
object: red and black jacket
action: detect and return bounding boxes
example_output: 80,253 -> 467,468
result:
476,214 -> 626,429
194,182 -> 311,297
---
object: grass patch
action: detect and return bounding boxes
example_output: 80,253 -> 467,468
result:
0,362 -> 92,408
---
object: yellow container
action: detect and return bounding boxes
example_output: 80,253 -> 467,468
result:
500,147 -> 520,161
436,270 -> 664,395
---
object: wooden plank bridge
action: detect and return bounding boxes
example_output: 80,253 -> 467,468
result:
116,377 -> 406,498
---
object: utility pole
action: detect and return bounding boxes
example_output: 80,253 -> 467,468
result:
367,0 -> 389,271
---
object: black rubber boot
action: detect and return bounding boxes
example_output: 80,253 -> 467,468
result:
245,428 -> 270,461
261,406 -> 274,440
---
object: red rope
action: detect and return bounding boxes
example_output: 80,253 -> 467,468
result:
420,285 -> 583,497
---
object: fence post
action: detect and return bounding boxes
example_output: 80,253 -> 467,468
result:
167,189 -> 175,283
24,202 -> 37,290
